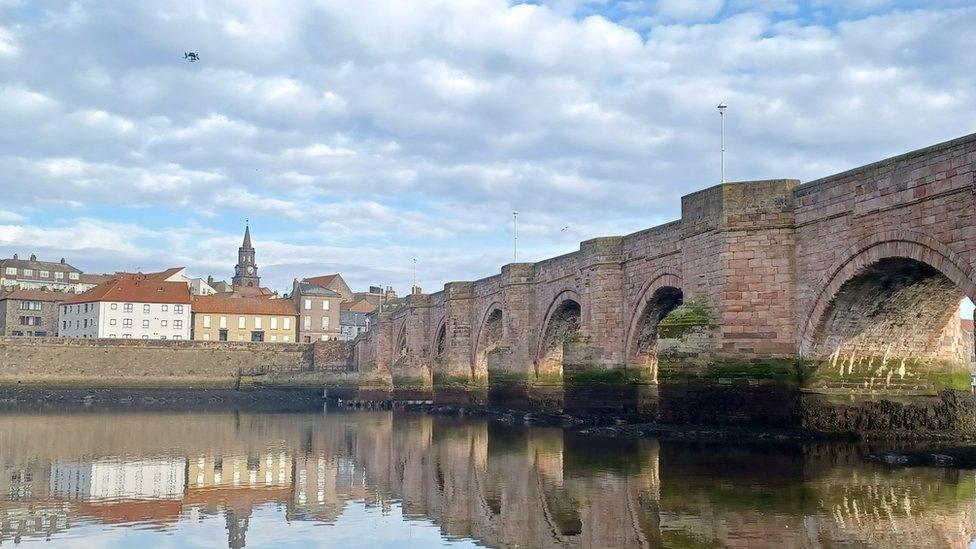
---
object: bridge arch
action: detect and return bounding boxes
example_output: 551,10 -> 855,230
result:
393,322 -> 408,366
536,290 -> 583,379
432,318 -> 447,361
800,230 -> 976,374
625,273 -> 684,382
473,303 -> 504,380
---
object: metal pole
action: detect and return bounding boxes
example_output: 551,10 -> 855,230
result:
513,211 -> 519,263
412,258 -> 417,289
718,102 -> 727,183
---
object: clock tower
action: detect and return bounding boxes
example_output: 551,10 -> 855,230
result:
232,223 -> 260,289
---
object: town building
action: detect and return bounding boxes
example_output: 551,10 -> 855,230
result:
290,280 -> 343,342
190,295 -> 297,342
0,289 -> 66,337
59,274 -> 192,340
340,298 -> 374,341
352,285 -> 398,309
0,254 -> 87,292
302,274 -> 353,302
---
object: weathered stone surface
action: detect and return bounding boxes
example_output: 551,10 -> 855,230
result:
350,133 -> 976,433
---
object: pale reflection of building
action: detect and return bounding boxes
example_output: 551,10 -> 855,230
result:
51,458 -> 186,501
290,455 -> 368,522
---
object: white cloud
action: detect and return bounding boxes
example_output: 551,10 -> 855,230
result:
0,1 -> 975,293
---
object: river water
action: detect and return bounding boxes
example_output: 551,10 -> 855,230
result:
0,408 -> 973,548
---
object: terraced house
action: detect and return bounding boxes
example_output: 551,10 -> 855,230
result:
190,296 -> 298,342
0,289 -> 66,337
0,254 -> 91,292
59,274 -> 192,340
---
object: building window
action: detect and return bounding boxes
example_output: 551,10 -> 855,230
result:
110,319 -> 117,326
283,317 -> 291,330
19,316 -> 41,326
255,317 -> 262,329
161,304 -> 169,312
143,304 -> 151,313
238,316 -> 246,329
160,335 -> 167,340
142,320 -> 150,328
83,319 -> 88,328
203,315 -> 211,328
161,320 -> 168,327
55,272 -> 64,280
283,336 -> 290,342
321,317 -> 329,330
270,317 -> 278,329
123,319 -> 132,328
23,269 -> 32,277
174,305 -> 183,314
304,299 -> 311,310
270,335 -> 277,342
109,334 -> 116,338
69,272 -> 79,280
219,329 -> 228,341
173,335 -> 182,340
19,301 -> 42,311
142,335 -> 149,339
111,303 -> 118,310
39,270 -> 48,278
203,333 -> 210,340
4,267 -> 15,275
303,316 -> 311,330
174,320 -> 182,329
122,334 -> 131,339
320,335 -> 327,341
124,303 -> 133,312
219,316 -> 227,329
323,300 -> 330,311
62,321 -> 67,330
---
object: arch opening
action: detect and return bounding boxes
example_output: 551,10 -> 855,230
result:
474,308 -> 504,381
538,299 -> 582,379
434,323 -> 447,359
394,326 -> 407,367
808,257 -> 974,389
628,287 -> 683,382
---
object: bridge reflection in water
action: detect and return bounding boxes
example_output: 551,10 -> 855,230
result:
0,410 -> 973,547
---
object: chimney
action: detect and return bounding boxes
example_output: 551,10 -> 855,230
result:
30,254 -> 37,261
411,285 -> 422,295
12,253 -> 17,260
60,258 -> 65,264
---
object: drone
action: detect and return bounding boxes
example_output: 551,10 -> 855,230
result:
184,52 -> 200,62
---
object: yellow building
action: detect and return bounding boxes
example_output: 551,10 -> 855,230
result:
191,296 -> 298,342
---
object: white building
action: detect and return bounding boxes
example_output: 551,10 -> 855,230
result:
59,273 -> 192,340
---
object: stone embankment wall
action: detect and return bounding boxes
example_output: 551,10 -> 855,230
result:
0,337 -> 355,389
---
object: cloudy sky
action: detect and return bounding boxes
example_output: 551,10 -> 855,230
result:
1,0 -> 975,315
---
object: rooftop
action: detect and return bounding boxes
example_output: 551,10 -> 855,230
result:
0,289 -> 69,302
64,274 -> 192,305
298,282 -> 342,297
0,254 -> 81,273
192,295 -> 297,315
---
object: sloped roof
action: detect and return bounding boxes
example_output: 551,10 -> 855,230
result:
192,295 -> 297,315
79,274 -> 112,285
63,275 -> 191,305
303,274 -> 339,287
0,256 -> 81,273
298,282 -> 342,297
963,319 -> 974,334
115,267 -> 185,281
0,289 -> 68,302
341,298 -> 376,313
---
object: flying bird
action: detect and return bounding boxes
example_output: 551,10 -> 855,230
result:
184,52 -> 200,62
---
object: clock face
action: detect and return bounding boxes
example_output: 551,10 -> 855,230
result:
247,266 -> 254,275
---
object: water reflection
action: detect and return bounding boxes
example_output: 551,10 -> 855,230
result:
0,410 -> 973,547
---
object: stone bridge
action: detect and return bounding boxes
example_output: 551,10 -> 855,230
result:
353,133 -> 976,431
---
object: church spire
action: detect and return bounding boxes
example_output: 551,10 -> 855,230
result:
242,220 -> 252,248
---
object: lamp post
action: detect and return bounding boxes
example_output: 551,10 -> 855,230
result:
717,102 -> 727,183
513,211 -> 519,263
412,258 -> 417,290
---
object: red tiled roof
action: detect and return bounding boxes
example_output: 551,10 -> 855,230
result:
79,273 -> 112,285
63,274 -> 191,305
115,267 -> 184,280
303,274 -> 339,287
191,295 -> 297,315
0,289 -> 68,302
342,298 -> 376,313
963,319 -> 974,334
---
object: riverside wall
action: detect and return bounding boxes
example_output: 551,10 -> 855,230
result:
0,337 -> 356,390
